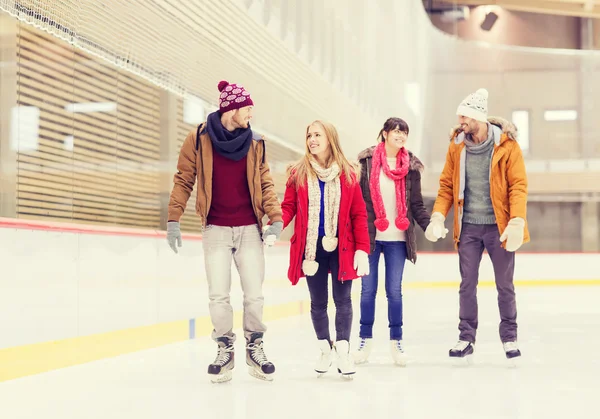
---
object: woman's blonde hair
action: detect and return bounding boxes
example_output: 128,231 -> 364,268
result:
287,120 -> 360,187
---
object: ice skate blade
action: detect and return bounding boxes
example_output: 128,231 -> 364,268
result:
450,353 -> 475,367
506,355 -> 521,368
392,355 -> 408,367
248,366 -> 274,381
337,368 -> 356,380
209,370 -> 232,384
352,351 -> 369,365
315,360 -> 332,374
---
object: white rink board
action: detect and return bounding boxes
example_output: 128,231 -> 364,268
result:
0,222 -> 598,349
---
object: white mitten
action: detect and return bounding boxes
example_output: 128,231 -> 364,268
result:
499,217 -> 525,252
424,212 -> 448,242
354,250 -> 370,277
302,260 -> 319,276
262,221 -> 283,247
263,235 -> 276,247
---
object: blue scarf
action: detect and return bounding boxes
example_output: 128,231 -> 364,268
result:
205,111 -> 253,161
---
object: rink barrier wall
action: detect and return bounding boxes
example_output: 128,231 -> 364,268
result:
1,217 -> 599,382
0,299 -> 311,383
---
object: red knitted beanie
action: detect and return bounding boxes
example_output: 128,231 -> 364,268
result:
217,80 -> 254,113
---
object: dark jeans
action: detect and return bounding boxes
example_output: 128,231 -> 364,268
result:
458,223 -> 517,343
359,241 -> 407,340
305,237 -> 353,342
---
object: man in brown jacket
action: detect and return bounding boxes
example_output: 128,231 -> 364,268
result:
425,88 -> 529,363
166,80 -> 283,383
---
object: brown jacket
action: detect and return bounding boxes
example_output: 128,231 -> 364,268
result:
167,124 -> 283,230
357,146 -> 431,264
433,116 -> 529,248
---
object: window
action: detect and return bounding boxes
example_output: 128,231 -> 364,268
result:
404,82 -> 421,117
10,106 -> 40,152
64,102 -> 117,113
544,110 -> 578,122
511,110 -> 530,154
183,95 -> 205,125
64,135 -> 74,151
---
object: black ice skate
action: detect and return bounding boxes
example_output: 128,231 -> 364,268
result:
208,337 -> 235,383
246,332 -> 275,381
449,340 -> 475,364
503,341 -> 521,359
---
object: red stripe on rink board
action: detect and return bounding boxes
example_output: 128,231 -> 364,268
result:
0,217 -> 203,241
0,217 -> 287,246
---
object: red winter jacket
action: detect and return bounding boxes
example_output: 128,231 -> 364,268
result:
281,172 -> 370,285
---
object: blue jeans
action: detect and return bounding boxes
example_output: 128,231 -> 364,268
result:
359,241 -> 407,340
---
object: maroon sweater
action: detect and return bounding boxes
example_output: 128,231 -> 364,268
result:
207,151 -> 257,227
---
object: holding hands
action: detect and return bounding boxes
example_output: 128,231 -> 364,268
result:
425,212 -> 449,242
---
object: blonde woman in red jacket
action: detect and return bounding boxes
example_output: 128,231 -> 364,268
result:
280,120 -> 370,379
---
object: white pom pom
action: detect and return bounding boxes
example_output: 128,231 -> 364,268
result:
476,88 -> 489,99
302,260 -> 319,276
322,236 -> 338,252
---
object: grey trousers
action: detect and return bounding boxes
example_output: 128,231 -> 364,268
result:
202,224 -> 266,343
457,223 -> 517,343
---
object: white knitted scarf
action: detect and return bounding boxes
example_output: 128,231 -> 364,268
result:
303,159 -> 341,276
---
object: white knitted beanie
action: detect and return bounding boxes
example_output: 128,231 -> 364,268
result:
456,88 -> 489,123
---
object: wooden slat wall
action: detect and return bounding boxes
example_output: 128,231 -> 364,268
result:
3,0 -> 389,168
11,22 -> 303,231
261,140 -> 299,197
16,25 -> 162,228
175,98 -> 203,233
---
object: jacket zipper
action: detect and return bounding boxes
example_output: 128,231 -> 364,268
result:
297,187 -> 305,277
366,158 -> 375,253
457,147 -> 466,244
251,145 -> 258,229
341,182 -> 347,284
198,138 -> 208,231
489,147 -> 497,224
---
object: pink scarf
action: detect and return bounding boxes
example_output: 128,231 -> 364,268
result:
369,142 -> 410,232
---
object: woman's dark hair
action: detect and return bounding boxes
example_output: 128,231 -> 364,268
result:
377,117 -> 409,142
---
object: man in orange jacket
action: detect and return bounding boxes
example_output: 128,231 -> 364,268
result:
425,88 -> 529,361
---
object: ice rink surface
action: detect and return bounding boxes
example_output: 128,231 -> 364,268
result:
1,285 -> 598,419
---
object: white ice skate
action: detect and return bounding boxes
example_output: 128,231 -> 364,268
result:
503,341 -> 521,367
315,339 -> 333,377
449,340 -> 475,366
390,340 -> 408,366
334,340 -> 355,379
353,337 -> 373,365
